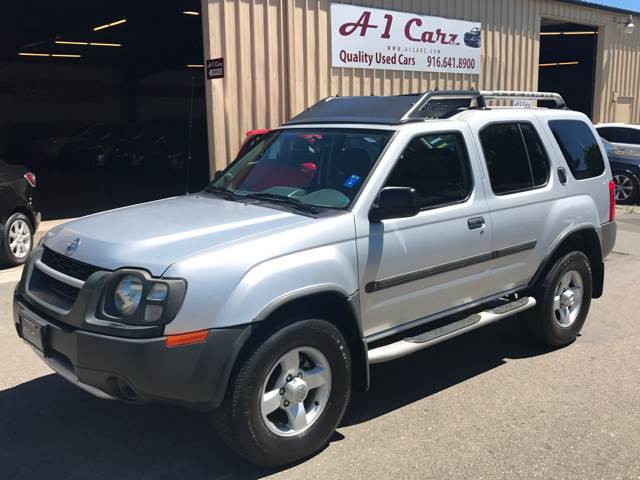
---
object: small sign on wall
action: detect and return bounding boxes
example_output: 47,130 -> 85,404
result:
206,58 -> 224,80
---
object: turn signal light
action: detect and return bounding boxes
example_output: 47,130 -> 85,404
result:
608,179 -> 616,222
24,172 -> 36,188
165,330 -> 208,348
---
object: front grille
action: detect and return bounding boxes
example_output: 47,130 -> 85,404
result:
41,247 -> 105,281
43,274 -> 81,301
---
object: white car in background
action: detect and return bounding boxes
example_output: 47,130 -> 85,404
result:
596,123 -> 640,153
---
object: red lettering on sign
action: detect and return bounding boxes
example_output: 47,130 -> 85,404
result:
339,11 -> 379,37
404,18 -> 460,45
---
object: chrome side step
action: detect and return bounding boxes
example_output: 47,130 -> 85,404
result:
367,296 -> 536,364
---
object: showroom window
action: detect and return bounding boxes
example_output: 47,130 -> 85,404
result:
549,120 -> 605,180
480,122 -> 550,195
384,132 -> 472,209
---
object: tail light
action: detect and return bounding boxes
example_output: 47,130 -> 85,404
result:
608,179 -> 616,222
23,172 -> 37,188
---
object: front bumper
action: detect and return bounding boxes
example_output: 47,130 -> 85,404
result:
13,296 -> 252,410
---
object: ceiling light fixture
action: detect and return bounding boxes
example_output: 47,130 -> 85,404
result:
94,18 -> 127,31
540,31 -> 597,36
55,40 -> 89,45
89,42 -> 122,47
182,11 -> 200,16
539,61 -> 580,67
19,52 -> 82,59
55,41 -> 122,47
187,64 -> 204,68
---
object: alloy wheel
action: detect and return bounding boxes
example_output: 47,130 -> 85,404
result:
613,174 -> 635,202
260,346 -> 332,437
8,219 -> 31,259
553,269 -> 584,328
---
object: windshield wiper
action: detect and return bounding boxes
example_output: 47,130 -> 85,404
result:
242,192 -> 320,214
203,185 -> 237,201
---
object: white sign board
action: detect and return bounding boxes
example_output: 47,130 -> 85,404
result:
331,3 -> 481,74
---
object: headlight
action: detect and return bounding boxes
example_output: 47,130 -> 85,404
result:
99,269 -> 187,327
114,274 -> 144,316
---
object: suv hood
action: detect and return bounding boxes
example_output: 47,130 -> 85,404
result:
43,195 -> 313,276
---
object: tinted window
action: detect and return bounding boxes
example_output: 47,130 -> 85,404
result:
597,127 -> 625,143
519,124 -> 550,186
385,132 -> 472,209
549,120 -> 605,180
619,128 -> 640,144
480,123 -> 549,195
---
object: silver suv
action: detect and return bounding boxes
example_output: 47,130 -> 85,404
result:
13,91 -> 617,467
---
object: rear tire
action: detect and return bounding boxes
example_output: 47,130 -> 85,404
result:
211,318 -> 351,468
525,251 -> 592,347
1,213 -> 33,266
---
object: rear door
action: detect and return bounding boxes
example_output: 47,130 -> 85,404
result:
468,114 -> 573,290
544,115 -> 611,225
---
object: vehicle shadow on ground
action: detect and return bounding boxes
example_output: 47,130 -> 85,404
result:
0,318 -> 552,480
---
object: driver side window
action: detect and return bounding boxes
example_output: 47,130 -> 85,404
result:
384,132 -> 473,209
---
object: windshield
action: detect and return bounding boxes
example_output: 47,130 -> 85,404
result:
209,128 -> 393,209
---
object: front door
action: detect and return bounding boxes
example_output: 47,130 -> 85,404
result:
357,128 -> 495,339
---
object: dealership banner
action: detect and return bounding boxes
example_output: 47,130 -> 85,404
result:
331,3 -> 481,75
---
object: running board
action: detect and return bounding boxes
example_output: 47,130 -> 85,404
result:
367,296 -> 536,364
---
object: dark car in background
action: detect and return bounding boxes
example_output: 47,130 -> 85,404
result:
56,124 -> 127,168
0,155 -> 39,266
464,27 -> 481,48
602,138 -> 640,204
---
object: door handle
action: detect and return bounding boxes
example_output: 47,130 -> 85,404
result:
558,167 -> 567,185
467,216 -> 485,230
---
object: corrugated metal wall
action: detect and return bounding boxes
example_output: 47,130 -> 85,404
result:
203,0 -> 640,173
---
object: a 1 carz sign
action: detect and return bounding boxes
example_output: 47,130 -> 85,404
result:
331,3 -> 481,74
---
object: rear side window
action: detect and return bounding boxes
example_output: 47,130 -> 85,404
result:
549,120 -> 605,180
479,122 -> 550,195
385,132 -> 472,209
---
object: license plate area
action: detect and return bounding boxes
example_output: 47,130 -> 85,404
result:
20,314 -> 49,357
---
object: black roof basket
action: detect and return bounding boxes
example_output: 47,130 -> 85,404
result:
285,90 -> 568,126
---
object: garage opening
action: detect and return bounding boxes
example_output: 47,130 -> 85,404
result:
539,18 -> 598,118
0,1 -> 210,220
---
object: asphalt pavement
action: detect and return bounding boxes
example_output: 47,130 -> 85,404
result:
1,208 -> 639,479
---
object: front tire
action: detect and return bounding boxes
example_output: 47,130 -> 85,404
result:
1,213 -> 33,266
526,251 -> 592,347
211,318 -> 351,467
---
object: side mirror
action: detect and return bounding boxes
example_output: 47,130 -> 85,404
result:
213,170 -> 223,181
369,186 -> 420,222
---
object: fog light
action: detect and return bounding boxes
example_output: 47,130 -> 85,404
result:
144,304 -> 163,322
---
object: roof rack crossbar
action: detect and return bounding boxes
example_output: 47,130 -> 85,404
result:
401,89 -> 567,120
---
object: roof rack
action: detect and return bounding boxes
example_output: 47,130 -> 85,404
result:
402,89 -> 567,121
284,90 -> 568,126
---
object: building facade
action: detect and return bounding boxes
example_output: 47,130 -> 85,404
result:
202,0 -> 639,175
